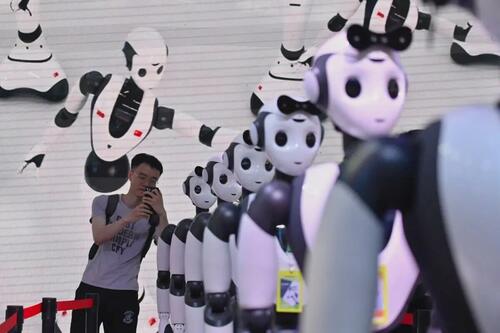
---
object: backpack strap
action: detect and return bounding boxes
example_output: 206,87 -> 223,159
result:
141,215 -> 159,260
88,194 -> 120,260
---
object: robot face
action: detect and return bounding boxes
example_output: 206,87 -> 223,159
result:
232,144 -> 275,193
263,111 -> 322,177
305,32 -> 407,140
188,175 -> 216,210
207,163 -> 242,202
125,27 -> 168,91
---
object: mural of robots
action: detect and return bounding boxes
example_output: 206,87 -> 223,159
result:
18,27 -> 206,193
0,0 -> 68,101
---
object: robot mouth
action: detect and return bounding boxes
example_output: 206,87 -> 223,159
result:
294,161 -> 302,165
232,193 -> 237,196
292,118 -> 306,123
375,118 -> 385,123
255,181 -> 262,184
204,200 -> 209,203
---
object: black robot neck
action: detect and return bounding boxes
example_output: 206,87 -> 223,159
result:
196,207 -> 208,215
275,170 -> 295,183
342,132 -> 364,161
242,188 -> 252,199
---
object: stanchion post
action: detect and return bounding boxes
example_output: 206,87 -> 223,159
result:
5,305 -> 23,333
42,298 -> 57,333
413,309 -> 431,333
84,293 -> 99,333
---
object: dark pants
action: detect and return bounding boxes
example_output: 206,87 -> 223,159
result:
70,282 -> 139,333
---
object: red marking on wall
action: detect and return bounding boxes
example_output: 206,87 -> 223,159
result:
377,11 -> 385,18
258,85 -> 262,91
134,130 -> 143,137
62,311 -> 67,317
148,317 -> 157,326
53,72 -> 59,78
96,110 -> 105,118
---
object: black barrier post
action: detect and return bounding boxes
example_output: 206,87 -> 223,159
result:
42,298 -> 57,333
5,305 -> 23,333
413,309 -> 431,333
84,293 -> 99,333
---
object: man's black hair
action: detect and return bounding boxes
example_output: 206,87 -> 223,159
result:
131,153 -> 163,175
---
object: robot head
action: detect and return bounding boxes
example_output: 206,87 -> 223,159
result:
247,95 -> 324,177
222,132 -> 275,193
203,155 -> 242,203
304,25 -> 410,140
122,27 -> 168,91
182,166 -> 216,210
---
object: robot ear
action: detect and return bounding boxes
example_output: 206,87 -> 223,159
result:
248,124 -> 260,147
304,54 -> 333,112
320,124 -> 325,143
202,169 -> 210,183
222,152 -> 230,168
182,178 -> 190,195
242,130 -> 253,146
122,41 -> 137,71
194,166 -> 204,177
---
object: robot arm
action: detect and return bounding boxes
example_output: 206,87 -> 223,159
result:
302,137 -> 418,333
236,181 -> 291,332
157,224 -> 176,333
203,203 -> 240,332
18,71 -> 104,174
328,0 -> 363,32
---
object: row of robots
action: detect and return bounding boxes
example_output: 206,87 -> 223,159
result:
2,0 -> 498,332
153,22 -> 458,333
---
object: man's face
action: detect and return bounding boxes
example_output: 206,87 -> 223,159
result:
128,163 -> 161,197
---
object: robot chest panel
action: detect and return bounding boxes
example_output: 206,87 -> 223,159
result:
436,107 -> 500,331
298,163 -> 339,248
353,0 -> 418,32
91,76 -> 155,162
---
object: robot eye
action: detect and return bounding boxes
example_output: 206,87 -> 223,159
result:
345,78 -> 361,98
138,68 -> 147,77
265,160 -> 273,171
388,78 -> 399,99
241,158 -> 251,170
275,131 -> 288,147
157,66 -> 164,75
194,185 -> 202,194
219,174 -> 228,184
306,132 -> 316,148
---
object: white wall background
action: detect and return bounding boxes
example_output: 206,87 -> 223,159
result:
0,0 -> 498,332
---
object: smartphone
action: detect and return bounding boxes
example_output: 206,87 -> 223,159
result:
143,187 -> 157,214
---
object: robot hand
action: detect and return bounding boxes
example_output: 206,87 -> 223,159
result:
18,143 -> 46,174
10,0 -> 32,15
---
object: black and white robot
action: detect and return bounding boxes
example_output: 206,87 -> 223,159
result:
302,0 -> 500,332
327,0 -> 500,65
165,167 -> 217,333
301,25 -> 422,331
19,27 -> 203,193
202,133 -> 275,333
157,224 -> 177,333
235,95 -> 324,332
0,0 -> 68,100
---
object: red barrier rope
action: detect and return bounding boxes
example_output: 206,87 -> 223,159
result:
0,313 -> 17,333
0,298 -> 94,333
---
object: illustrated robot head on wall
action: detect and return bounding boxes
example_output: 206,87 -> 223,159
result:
122,27 -> 169,91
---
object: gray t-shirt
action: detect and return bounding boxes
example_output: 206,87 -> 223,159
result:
82,195 -> 150,291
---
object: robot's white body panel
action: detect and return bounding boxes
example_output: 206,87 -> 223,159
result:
439,106 -> 500,333
376,212 -> 419,331
185,230 -> 205,333
299,162 -> 418,331
91,75 -> 156,162
170,231 -> 188,327
300,163 -> 339,248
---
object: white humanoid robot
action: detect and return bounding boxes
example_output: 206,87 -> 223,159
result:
0,0 -> 68,100
202,132 -> 275,333
235,94 -> 324,333
302,0 -> 500,331
327,0 -> 500,66
163,167 -> 217,333
19,27 -> 206,193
